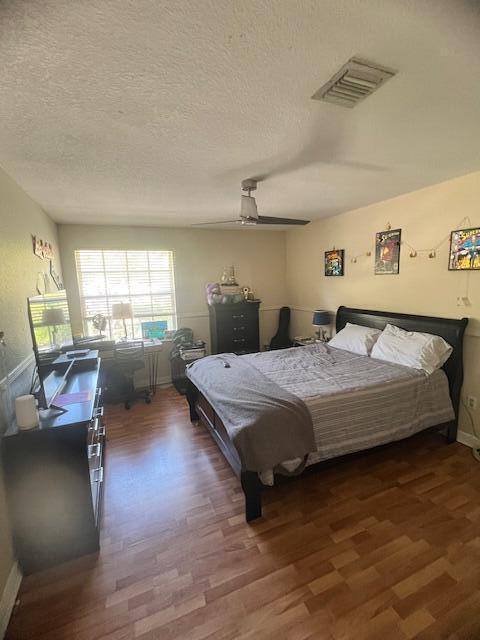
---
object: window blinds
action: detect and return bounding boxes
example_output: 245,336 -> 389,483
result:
75,249 -> 177,338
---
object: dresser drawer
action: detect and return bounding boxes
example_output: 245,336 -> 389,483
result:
90,465 -> 104,527
87,405 -> 105,446
217,335 -> 258,354
209,302 -> 260,355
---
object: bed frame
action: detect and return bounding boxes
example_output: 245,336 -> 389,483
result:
186,306 -> 468,522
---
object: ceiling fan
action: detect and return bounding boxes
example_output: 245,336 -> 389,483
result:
192,179 -> 310,227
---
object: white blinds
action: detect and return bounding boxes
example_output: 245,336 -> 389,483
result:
75,249 -> 177,338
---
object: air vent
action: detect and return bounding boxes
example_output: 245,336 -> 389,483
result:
312,57 -> 396,108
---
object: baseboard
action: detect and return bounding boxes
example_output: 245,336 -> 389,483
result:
457,430 -> 479,449
0,562 -> 22,639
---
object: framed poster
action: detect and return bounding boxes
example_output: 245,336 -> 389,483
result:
375,228 -> 401,275
448,227 -> 480,271
324,249 -> 344,276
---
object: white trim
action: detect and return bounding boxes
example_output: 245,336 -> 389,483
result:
0,562 -> 21,639
0,353 -> 35,389
457,430 -> 480,449
290,306 -> 315,314
177,311 -> 209,319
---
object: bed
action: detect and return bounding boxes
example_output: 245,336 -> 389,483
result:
186,306 -> 468,521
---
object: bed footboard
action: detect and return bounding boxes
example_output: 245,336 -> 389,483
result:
241,471 -> 263,521
186,379 -> 264,521
186,379 -> 199,422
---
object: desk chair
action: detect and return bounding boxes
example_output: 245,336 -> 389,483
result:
113,341 -> 152,410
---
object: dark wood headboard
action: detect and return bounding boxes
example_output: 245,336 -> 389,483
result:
336,306 -> 468,421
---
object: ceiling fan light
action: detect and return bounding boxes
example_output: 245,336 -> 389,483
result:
241,195 -> 258,220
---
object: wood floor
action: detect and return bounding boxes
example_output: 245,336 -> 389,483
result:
6,386 -> 480,640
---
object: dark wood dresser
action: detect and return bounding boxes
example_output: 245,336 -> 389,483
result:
208,301 -> 260,354
2,361 -> 105,574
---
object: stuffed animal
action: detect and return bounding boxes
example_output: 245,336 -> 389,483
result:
205,282 -> 221,305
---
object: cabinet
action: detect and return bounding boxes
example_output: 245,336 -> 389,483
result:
2,362 -> 105,575
208,301 -> 260,354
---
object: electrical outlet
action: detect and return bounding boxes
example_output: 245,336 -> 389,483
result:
467,395 -> 478,410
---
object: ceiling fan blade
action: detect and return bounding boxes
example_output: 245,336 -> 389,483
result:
257,215 -> 310,225
191,220 -> 239,226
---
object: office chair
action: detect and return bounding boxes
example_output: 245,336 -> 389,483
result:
113,341 -> 151,410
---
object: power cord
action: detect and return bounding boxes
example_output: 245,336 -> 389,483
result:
460,397 -> 480,463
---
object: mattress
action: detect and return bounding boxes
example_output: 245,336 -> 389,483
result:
243,342 -> 455,467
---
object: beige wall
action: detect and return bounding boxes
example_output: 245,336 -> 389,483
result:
286,170 -> 480,438
58,225 -> 288,380
0,167 -> 62,601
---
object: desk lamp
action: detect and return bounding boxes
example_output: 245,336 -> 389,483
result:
43,308 -> 65,348
111,302 -> 133,341
312,310 -> 330,342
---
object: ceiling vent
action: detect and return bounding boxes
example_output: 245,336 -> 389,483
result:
311,57 -> 396,108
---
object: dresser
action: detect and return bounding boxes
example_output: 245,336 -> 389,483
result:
208,301 -> 260,354
2,361 -> 105,574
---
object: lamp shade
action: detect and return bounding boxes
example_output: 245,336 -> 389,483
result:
312,310 -> 330,326
111,302 -> 133,320
42,308 -> 65,326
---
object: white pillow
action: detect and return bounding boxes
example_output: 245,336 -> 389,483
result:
370,323 -> 452,375
328,322 -> 382,356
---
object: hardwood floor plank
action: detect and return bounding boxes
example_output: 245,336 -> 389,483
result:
6,387 -> 480,640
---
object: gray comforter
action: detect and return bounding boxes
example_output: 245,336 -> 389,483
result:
244,343 -> 455,466
186,353 -> 315,472
187,343 -> 455,478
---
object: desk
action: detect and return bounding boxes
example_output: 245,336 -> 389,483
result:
100,339 -> 164,395
3,362 -> 104,574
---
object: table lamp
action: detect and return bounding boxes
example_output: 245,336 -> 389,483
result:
312,310 -> 330,342
42,308 -> 65,348
111,302 -> 133,341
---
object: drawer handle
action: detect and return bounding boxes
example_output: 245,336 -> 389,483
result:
233,326 -> 245,331
98,425 -> 106,438
95,388 -> 102,404
94,406 -> 104,418
89,417 -> 99,433
93,467 -> 103,483
233,338 -> 246,343
88,443 -> 101,459
232,314 -> 245,319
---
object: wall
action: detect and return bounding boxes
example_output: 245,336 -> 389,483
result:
0,166 -> 62,623
58,225 -> 288,380
286,170 -> 480,439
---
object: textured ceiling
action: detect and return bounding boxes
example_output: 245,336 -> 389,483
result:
1,0 -> 480,227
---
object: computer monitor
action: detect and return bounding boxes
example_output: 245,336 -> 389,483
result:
27,291 -> 74,410
28,292 -> 73,356
141,320 -> 168,339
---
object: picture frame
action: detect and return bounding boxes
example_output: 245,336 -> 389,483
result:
32,235 -> 54,260
375,228 -> 401,275
50,261 -> 64,290
324,249 -> 344,276
448,227 -> 480,271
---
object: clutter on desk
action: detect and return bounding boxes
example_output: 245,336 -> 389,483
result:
206,266 -> 256,305
179,341 -> 206,362
169,328 -> 206,395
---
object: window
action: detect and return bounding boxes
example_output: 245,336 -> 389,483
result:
75,250 -> 177,340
